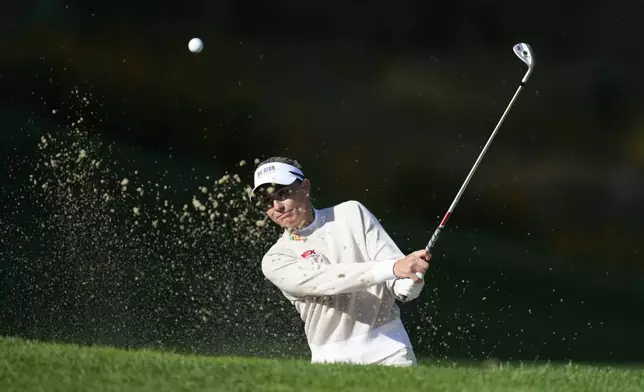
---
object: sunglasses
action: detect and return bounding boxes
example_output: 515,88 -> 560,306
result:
254,183 -> 300,210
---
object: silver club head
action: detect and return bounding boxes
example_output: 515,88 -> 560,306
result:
513,43 -> 535,82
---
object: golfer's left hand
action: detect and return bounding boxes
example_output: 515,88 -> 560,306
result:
393,278 -> 424,302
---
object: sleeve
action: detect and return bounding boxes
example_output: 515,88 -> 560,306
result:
262,249 -> 397,297
355,201 -> 407,296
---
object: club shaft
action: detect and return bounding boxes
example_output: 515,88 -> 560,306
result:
403,77 -> 530,289
398,46 -> 534,302
426,82 -> 526,251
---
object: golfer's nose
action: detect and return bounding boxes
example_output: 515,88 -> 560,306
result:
273,199 -> 285,211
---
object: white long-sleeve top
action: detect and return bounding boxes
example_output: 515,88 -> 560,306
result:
261,200 -> 417,364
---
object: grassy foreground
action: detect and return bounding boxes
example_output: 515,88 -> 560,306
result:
0,337 -> 642,392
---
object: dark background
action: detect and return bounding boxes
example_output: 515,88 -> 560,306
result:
1,1 -> 643,363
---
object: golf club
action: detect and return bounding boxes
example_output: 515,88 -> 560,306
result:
412,43 -> 535,283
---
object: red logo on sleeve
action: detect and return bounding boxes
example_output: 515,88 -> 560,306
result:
301,250 -> 316,259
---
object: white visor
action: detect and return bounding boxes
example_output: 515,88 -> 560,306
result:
252,162 -> 304,193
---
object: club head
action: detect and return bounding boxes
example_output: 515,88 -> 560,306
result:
513,43 -> 535,82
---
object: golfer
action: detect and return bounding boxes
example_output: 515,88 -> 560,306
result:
252,157 -> 430,366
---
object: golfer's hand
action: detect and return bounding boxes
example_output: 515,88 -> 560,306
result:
393,250 -> 431,281
393,277 -> 425,302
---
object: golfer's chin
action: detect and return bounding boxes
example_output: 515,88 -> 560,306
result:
277,215 -> 305,230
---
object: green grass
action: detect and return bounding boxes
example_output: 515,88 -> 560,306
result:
1,336 -> 642,392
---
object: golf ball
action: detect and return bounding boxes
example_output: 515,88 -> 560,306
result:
188,38 -> 203,53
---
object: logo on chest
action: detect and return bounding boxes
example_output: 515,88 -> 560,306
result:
300,249 -> 331,264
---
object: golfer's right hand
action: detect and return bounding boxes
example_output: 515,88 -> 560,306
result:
393,250 -> 431,281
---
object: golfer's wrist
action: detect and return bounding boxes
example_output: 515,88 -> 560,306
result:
372,259 -> 398,282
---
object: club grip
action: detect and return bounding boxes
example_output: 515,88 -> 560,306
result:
398,246 -> 432,301
416,245 -> 433,280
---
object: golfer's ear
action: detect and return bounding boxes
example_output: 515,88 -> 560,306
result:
301,178 -> 311,194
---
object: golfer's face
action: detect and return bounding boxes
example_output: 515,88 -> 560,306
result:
257,181 -> 310,229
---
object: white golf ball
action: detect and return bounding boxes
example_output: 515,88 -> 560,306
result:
188,38 -> 203,53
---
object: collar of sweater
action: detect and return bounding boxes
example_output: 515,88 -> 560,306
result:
283,208 -> 322,240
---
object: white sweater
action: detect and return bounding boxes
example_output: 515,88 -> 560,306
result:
261,200 -> 417,364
